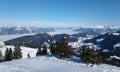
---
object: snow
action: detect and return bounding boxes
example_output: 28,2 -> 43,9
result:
0,46 -> 119,72
102,49 -> 109,52
26,27 -> 32,33
111,56 -> 120,60
112,33 -> 120,36
96,38 -> 104,42
0,56 -> 119,72
85,43 -> 94,46
109,32 -> 120,36
76,25 -> 105,29
0,42 -> 5,45
76,25 -> 120,29
15,26 -> 22,30
69,37 -> 84,48
114,43 -> 120,48
0,46 -> 37,58
69,36 -> 94,49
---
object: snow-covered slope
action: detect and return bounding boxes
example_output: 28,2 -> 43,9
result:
0,46 -> 120,72
0,46 -> 37,58
0,56 -> 120,72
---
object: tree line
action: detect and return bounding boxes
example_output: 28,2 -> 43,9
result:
36,37 -> 102,66
0,37 -> 102,66
0,45 -> 22,62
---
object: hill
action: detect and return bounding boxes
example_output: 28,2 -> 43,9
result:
85,31 -> 120,54
84,31 -> 120,66
5,33 -> 78,47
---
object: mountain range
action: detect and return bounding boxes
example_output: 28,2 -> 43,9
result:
0,26 -> 54,35
4,27 -> 120,66
84,31 -> 120,54
5,33 -> 78,47
74,25 -> 120,35
84,31 -> 120,66
0,25 -> 120,35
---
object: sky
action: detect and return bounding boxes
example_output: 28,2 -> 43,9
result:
0,0 -> 120,27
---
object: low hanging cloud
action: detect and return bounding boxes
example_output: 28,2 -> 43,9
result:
0,19 -> 81,28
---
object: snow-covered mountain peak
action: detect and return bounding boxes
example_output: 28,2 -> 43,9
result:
15,26 -> 23,30
76,25 -> 120,29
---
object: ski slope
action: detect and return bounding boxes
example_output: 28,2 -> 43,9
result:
0,56 -> 120,72
0,46 -> 120,72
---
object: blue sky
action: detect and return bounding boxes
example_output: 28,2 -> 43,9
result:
0,0 -> 120,27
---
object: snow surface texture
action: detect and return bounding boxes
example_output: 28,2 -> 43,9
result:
0,56 -> 120,72
0,46 -> 120,72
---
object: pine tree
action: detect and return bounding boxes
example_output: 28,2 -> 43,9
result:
4,48 -> 13,61
54,37 -> 73,58
36,46 -> 42,56
80,45 -> 101,65
13,45 -> 22,59
9,48 -> 13,61
50,41 -> 57,54
42,44 -> 47,55
4,48 -> 9,61
0,50 -> 3,62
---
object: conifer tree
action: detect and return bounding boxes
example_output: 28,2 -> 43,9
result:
80,45 -> 101,65
4,48 -> 13,61
4,48 -> 9,61
13,45 -> 22,59
36,46 -> 42,56
42,44 -> 47,55
54,37 -> 73,58
9,48 -> 13,61
50,41 -> 57,54
0,50 -> 3,62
